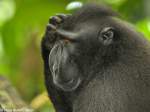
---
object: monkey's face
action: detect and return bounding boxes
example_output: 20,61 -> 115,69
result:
49,18 -> 118,92
49,39 -> 81,91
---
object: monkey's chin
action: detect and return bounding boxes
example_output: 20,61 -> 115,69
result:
54,78 -> 81,92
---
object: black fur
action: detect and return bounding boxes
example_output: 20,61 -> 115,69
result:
41,4 -> 150,112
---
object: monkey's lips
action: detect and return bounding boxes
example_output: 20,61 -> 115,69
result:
53,76 -> 81,91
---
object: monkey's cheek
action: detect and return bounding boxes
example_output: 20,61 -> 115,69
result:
54,77 -> 81,92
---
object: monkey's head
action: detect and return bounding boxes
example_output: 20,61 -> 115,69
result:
49,4 -> 146,92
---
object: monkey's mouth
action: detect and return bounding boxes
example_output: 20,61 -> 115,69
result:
49,41 -> 81,91
54,77 -> 81,91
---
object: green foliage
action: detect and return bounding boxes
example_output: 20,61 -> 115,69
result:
0,0 -> 149,111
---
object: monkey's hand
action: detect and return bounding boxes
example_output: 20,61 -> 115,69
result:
44,14 -> 71,49
41,14 -> 71,59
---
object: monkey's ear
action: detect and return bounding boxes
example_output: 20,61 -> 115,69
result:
98,27 -> 114,45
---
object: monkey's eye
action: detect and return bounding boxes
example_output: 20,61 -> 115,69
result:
98,27 -> 114,45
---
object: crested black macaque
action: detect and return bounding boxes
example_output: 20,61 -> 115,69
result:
41,4 -> 150,112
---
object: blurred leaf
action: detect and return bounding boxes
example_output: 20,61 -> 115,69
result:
136,19 -> 150,39
104,0 -> 126,6
0,0 -> 15,26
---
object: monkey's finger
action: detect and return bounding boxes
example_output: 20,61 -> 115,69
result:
49,16 -> 62,25
46,24 -> 57,31
45,24 -> 58,43
55,13 -> 72,22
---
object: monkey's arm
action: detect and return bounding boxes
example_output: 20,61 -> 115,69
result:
41,14 -> 72,112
